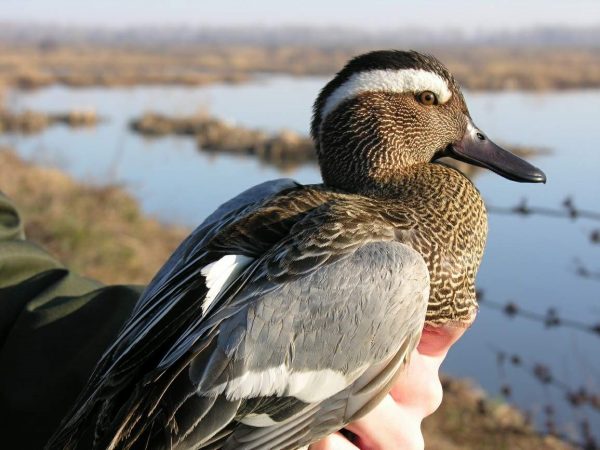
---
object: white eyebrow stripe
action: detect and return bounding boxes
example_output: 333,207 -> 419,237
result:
321,69 -> 452,120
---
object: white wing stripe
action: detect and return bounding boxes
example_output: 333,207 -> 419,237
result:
201,255 -> 254,314
240,414 -> 280,427
200,364 -> 358,403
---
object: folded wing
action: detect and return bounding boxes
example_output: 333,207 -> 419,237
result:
46,182 -> 429,450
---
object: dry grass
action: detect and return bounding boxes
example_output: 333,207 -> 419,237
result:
0,108 -> 99,133
0,43 -> 250,89
0,43 -> 599,91
0,148 -> 187,284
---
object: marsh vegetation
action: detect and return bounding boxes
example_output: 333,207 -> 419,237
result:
0,108 -> 98,133
0,42 -> 599,91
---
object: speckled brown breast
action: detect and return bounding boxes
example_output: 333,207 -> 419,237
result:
384,163 -> 488,325
330,162 -> 487,326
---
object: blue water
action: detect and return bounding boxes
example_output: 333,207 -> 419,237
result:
1,78 -> 599,440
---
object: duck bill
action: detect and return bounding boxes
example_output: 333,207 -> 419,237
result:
447,122 -> 546,183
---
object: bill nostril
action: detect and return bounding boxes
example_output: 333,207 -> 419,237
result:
476,132 -> 486,141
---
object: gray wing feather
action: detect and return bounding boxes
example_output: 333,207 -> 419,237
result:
192,241 -> 429,449
224,339 -> 417,450
47,185 -> 428,450
222,333 -> 419,450
213,242 -> 428,378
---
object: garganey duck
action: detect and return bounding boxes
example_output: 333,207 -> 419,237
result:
47,50 -> 545,450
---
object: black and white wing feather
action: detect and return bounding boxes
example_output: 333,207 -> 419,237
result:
46,180 -> 429,450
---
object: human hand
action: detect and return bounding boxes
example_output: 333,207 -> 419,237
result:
310,323 -> 468,450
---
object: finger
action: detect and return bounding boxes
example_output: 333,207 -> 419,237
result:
310,432 -> 359,450
337,325 -> 471,450
345,395 -> 424,450
417,323 -> 469,357
390,322 -> 471,417
390,350 -> 444,417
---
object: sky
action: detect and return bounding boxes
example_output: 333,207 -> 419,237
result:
2,0 -> 599,30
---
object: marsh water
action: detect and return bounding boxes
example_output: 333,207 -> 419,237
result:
2,77 -> 599,439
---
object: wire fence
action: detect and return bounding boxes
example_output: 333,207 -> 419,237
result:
478,290 -> 600,337
575,259 -> 600,282
488,197 -> 600,248
484,198 -> 599,449
487,197 -> 600,223
493,348 -> 599,449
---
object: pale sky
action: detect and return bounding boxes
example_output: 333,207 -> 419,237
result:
1,0 -> 599,30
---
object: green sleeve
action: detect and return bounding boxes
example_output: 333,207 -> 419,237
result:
0,192 -> 145,448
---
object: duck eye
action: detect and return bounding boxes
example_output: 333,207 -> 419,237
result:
418,91 -> 437,106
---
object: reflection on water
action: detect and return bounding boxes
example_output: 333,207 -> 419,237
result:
1,78 -> 599,437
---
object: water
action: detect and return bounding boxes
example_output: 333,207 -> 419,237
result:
1,77 -> 325,225
2,77 -> 599,440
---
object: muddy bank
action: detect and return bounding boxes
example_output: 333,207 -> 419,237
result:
423,376 -> 572,450
130,112 -> 548,174
0,108 -> 99,133
0,148 -> 188,284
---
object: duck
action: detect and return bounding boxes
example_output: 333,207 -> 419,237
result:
47,50 -> 545,450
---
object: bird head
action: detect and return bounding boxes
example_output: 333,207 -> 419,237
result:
311,50 -> 546,191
